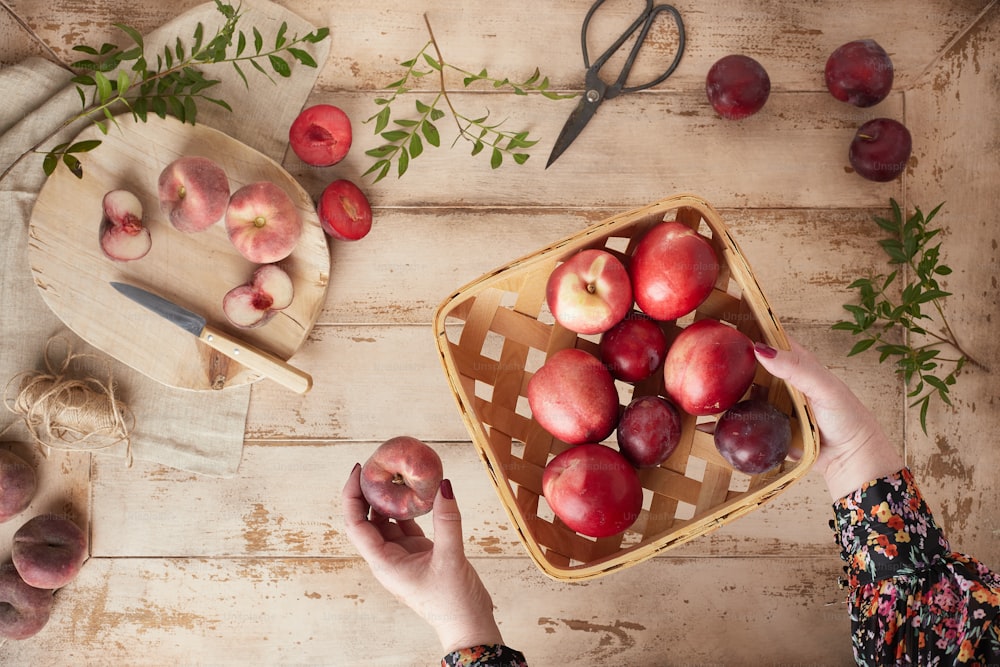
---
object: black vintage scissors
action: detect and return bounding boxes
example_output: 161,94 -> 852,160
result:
546,0 -> 685,168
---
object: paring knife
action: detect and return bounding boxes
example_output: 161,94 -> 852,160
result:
110,281 -> 313,394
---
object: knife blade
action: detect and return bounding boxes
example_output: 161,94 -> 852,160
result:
111,282 -> 312,394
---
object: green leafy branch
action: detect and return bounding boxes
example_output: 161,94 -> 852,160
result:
832,199 -> 987,433
364,14 -> 574,182
1,1 -> 329,182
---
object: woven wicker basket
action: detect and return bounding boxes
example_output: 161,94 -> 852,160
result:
433,194 -> 819,581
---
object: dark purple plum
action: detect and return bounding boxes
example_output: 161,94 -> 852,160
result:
849,118 -> 912,182
825,39 -> 894,107
714,399 -> 791,475
599,313 -> 668,383
617,395 -> 682,468
706,55 -> 771,120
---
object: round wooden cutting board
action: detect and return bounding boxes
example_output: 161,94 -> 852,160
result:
27,114 -> 330,391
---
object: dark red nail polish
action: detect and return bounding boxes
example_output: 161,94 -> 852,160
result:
440,478 -> 454,500
754,342 -> 778,359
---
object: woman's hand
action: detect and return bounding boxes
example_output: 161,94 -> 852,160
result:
754,338 -> 904,500
341,464 -> 504,654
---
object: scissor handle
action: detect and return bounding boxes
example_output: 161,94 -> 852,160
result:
582,0 -> 685,99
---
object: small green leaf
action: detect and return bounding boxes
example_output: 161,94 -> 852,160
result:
42,151 -> 59,176
380,130 -> 409,143
373,107 -> 391,134
471,140 -> 484,156
275,22 -> 288,48
67,139 -> 102,154
269,55 -> 291,77
397,147 -> 410,177
95,71 -> 113,103
304,27 -> 330,44
253,27 -> 264,53
422,121 -> 440,147
232,62 -> 249,88
409,133 -> 424,158
513,153 -> 530,165
423,53 -> 442,70
236,32 -> 247,57
363,159 -> 391,183
62,153 -> 83,178
848,338 -> 876,356
490,147 -> 503,169
115,23 -> 144,49
288,47 -> 316,68
117,70 -> 131,96
365,145 -> 398,159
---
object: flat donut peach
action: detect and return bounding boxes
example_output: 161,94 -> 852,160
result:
12,515 -> 88,590
0,563 -> 54,640
0,449 -> 36,523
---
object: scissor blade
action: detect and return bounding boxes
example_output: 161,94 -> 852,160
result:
546,93 -> 602,169
110,281 -> 207,337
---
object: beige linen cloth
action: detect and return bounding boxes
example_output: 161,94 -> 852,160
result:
0,1 -> 329,476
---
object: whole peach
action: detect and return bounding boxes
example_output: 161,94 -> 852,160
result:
12,515 -> 88,590
0,562 -> 54,640
225,181 -> 303,264
0,449 -> 36,523
158,156 -> 230,232
360,436 -> 444,520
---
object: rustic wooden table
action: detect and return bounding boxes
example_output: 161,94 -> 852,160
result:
1,1 -> 997,665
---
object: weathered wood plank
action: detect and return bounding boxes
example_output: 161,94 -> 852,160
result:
0,556 -> 855,666
2,0 -> 985,95
285,90 -> 906,210
901,6 -> 1000,565
319,206 -> 896,326
243,322 -> 903,441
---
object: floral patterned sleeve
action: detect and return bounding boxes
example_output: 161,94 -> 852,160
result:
441,644 -> 528,666
832,467 -> 1000,665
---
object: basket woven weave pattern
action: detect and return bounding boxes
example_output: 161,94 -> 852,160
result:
435,195 -> 816,580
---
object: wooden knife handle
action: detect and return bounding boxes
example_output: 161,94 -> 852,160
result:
199,324 -> 313,394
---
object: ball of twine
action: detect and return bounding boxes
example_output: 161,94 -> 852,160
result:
3,337 -> 133,465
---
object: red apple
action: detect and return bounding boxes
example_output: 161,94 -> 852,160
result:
545,249 -> 632,335
289,104 -> 353,167
663,319 -> 756,416
0,563 -> 53,640
0,450 -> 36,523
99,189 -> 151,262
225,181 -> 303,264
11,514 -> 88,590
617,395 -> 682,468
222,264 -> 295,329
714,399 -> 791,474
317,179 -> 373,241
630,221 -> 719,321
359,436 -> 444,521
542,444 -> 643,538
158,156 -> 230,233
527,348 -> 620,445
599,312 -> 668,383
